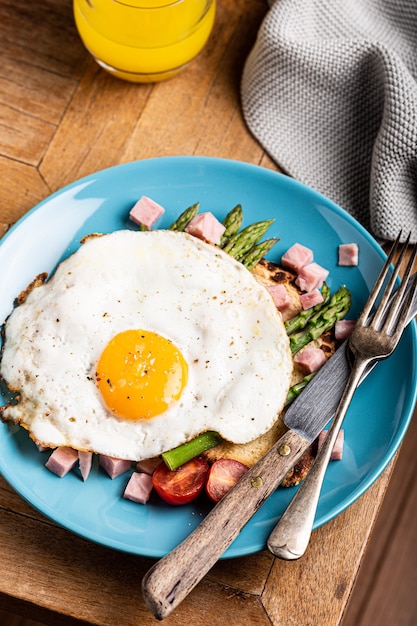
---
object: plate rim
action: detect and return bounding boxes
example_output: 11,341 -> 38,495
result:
1,155 -> 416,558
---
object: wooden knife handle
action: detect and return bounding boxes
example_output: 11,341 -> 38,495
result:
141,429 -> 310,620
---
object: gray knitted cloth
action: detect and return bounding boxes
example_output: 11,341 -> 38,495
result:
241,0 -> 417,242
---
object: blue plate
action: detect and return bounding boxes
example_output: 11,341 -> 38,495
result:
0,156 -> 416,558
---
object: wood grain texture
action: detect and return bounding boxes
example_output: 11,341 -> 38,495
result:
0,157 -> 50,225
263,470 -> 391,626
2,414 -> 417,626
0,498 -> 273,626
142,430 -> 311,619
358,474 -> 417,626
0,0 -> 87,78
39,60 -> 153,191
342,405 -> 417,626
0,0 -> 414,624
0,610 -> 45,626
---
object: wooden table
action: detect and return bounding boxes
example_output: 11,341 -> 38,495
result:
0,1 -> 412,625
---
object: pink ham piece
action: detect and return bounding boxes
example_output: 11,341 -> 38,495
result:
78,451 -> 93,482
299,288 -> 324,310
335,319 -> 356,341
124,472 -> 154,504
317,429 -> 344,461
338,243 -> 359,266
295,262 -> 329,292
45,447 -> 79,477
266,283 -> 292,312
281,242 -> 314,273
129,195 -> 165,230
294,346 -> 327,374
99,455 -> 131,479
185,212 -> 226,245
136,457 -> 162,475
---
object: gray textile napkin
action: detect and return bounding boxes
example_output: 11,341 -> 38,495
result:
241,0 -> 417,242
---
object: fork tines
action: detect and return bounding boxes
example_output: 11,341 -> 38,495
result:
360,231 -> 417,335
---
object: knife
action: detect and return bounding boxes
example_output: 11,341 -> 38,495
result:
142,279 -> 417,620
266,273 -> 417,559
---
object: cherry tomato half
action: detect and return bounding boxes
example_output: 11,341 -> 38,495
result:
206,458 -> 249,503
152,457 -> 210,505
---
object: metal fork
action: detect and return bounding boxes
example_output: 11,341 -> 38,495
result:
267,232 -> 417,560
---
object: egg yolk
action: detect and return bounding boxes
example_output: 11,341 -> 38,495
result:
96,329 -> 188,421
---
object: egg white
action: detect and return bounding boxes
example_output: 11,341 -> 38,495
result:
0,230 -> 293,461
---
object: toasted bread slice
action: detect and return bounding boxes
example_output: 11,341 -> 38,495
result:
251,259 -> 301,322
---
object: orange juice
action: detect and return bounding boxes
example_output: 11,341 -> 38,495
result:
73,0 -> 216,82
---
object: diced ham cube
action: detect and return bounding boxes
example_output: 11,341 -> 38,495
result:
99,455 -> 131,479
299,288 -> 324,310
185,212 -> 226,245
338,243 -> 359,266
129,196 -> 165,230
78,451 -> 93,482
334,319 -> 356,341
294,346 -> 327,374
266,283 -> 292,311
317,429 -> 344,461
136,457 -> 162,475
124,472 -> 154,504
45,447 -> 79,477
295,262 -> 329,292
281,242 -> 314,273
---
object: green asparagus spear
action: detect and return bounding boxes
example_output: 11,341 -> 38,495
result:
160,369 -> 322,470
223,219 -> 275,258
234,220 -> 275,260
220,204 -> 243,247
162,372 -> 314,469
162,431 -> 223,470
289,285 -> 351,354
285,283 -> 331,335
168,202 -> 200,231
162,371 -> 316,469
241,238 -> 280,270
285,373 -> 316,406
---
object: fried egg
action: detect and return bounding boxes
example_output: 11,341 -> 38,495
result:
0,230 -> 293,461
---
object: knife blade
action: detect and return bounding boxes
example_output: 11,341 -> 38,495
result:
286,273 -> 417,441
142,279 -> 417,620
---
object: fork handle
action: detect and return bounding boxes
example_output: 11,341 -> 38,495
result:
267,357 -> 370,560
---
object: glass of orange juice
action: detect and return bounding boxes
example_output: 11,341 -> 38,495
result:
73,0 -> 216,83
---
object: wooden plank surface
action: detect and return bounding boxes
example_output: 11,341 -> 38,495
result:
342,405 -> 417,626
0,468 -> 392,626
0,0 -> 415,625
2,413 -> 417,626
